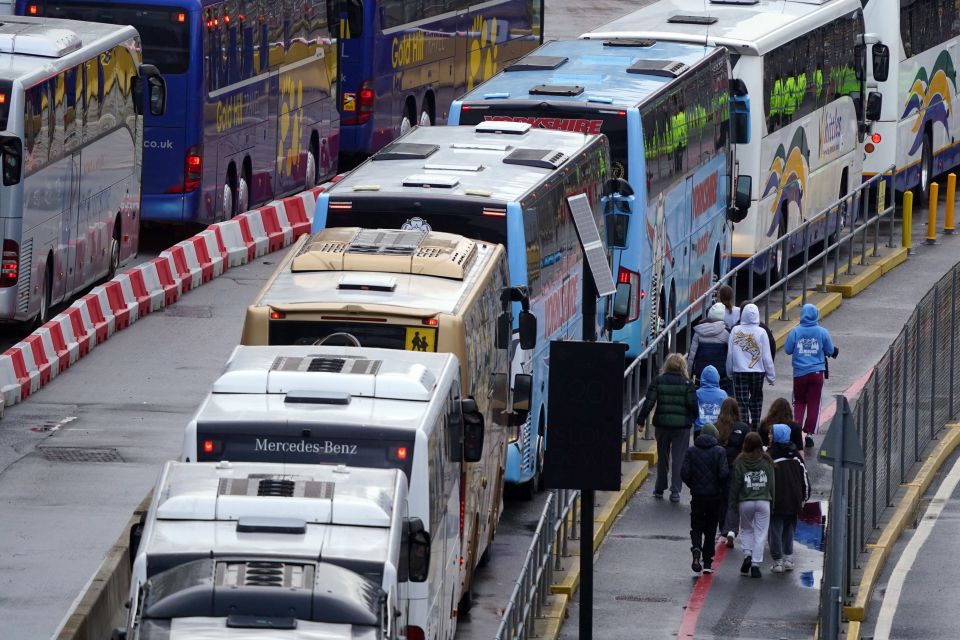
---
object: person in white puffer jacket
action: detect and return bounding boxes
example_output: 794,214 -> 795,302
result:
726,304 -> 775,429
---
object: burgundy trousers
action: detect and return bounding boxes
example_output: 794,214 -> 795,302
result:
793,371 -> 825,434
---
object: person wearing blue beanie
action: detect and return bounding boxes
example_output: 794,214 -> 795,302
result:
785,303 -> 838,446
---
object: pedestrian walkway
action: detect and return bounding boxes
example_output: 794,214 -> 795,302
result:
561,200 -> 960,639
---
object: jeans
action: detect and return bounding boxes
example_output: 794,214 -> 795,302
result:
738,499 -> 771,563
655,426 -> 690,495
793,371 -> 825,434
690,497 -> 724,563
768,513 -> 797,560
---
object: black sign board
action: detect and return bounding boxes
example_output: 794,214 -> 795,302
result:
567,194 -> 616,298
818,395 -> 865,469
543,340 -> 626,491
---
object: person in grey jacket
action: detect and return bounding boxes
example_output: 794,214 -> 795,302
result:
687,302 -> 731,390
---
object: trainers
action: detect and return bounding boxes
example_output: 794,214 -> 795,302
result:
670,492 -> 681,503
750,565 -> 762,578
771,559 -> 784,574
702,560 -> 713,574
805,435 -> 815,448
725,531 -> 735,548
653,490 -> 664,499
783,556 -> 795,571
691,547 -> 702,573
740,555 -> 752,575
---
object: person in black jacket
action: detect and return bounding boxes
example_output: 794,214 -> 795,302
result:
768,424 -> 810,573
681,423 -> 730,574
638,353 -> 699,502
715,397 -> 749,548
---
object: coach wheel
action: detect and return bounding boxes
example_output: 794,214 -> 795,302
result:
222,181 -> 235,219
920,130 -> 933,201
419,109 -> 433,127
399,100 -> 416,136
236,172 -> 249,215
305,148 -> 318,190
108,217 -> 121,280
37,260 -> 52,326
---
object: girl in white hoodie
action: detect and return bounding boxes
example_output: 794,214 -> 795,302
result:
726,304 -> 775,429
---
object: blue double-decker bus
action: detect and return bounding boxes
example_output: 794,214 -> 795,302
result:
332,0 -> 543,164
20,0 -> 340,223
451,39 -> 752,356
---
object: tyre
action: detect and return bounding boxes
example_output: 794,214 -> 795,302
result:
107,222 -> 121,280
222,181 -> 235,219
518,436 -> 543,501
305,148 -> 317,189
920,131 -> 934,202
419,108 -> 433,127
399,108 -> 414,136
37,264 -> 51,326
236,173 -> 249,215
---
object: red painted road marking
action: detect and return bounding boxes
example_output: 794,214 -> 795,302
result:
678,543 -> 728,639
677,368 -> 872,637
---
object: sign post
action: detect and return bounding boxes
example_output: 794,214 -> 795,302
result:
818,395 -> 865,640
541,194 -> 624,640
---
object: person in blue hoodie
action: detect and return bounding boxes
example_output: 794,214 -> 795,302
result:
784,304 -> 838,445
694,365 -> 727,436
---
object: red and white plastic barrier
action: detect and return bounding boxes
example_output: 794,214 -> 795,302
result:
0,189 -> 322,416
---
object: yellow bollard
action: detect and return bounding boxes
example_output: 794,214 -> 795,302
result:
927,182 -> 939,244
946,173 -> 957,234
903,191 -> 913,253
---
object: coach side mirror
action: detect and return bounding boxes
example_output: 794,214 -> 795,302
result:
403,518 -> 431,583
461,398 -> 485,463
872,43 -> 890,82
0,135 -> 22,187
865,91 -> 883,122
728,175 -> 751,222
136,64 -> 166,116
518,310 -> 537,350
513,373 -> 532,413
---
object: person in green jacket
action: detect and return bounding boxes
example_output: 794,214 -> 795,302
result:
637,353 -> 699,502
729,431 -> 775,578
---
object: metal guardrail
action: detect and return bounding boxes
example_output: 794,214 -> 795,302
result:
494,489 -> 579,640
496,167 -> 898,637
819,256 -> 960,638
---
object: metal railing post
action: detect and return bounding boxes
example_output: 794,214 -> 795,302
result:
902,322 -> 909,479
952,266 -> 957,421
886,353 -> 894,506
915,312 -> 921,461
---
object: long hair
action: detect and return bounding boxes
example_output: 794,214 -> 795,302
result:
760,397 -> 794,442
661,352 -> 689,379
718,285 -> 735,311
715,397 -> 741,445
735,431 -> 773,465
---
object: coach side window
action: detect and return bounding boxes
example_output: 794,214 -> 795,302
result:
521,205 -> 541,297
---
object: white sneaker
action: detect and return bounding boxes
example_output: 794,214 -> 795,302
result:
771,559 -> 784,573
725,531 -> 735,548
783,556 -> 794,571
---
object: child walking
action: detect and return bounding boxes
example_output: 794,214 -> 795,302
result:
715,397 -> 749,548
730,432 -> 775,578
681,423 -> 729,574
769,424 -> 810,573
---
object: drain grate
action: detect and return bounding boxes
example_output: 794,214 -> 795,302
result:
162,305 -> 213,318
614,595 -> 671,603
38,446 -> 123,463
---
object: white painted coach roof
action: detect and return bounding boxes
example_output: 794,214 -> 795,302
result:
0,16 -> 139,80
328,124 -> 602,204
584,0 -> 862,56
213,345 -> 457,402
155,461 -> 400,528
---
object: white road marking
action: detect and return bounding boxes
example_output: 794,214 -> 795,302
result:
873,453 -> 960,639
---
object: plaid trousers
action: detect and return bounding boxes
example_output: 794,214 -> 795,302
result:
733,372 -> 765,428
